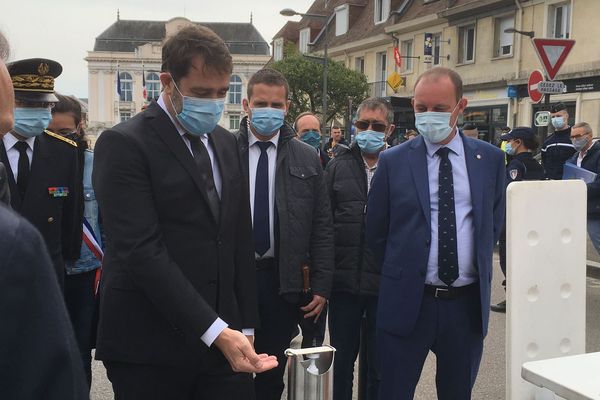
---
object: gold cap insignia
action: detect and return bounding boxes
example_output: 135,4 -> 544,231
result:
37,62 -> 50,76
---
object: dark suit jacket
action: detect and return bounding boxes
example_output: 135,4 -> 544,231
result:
0,162 -> 9,205
366,133 -> 505,338
93,101 -> 257,366
0,204 -> 87,399
0,133 -> 83,282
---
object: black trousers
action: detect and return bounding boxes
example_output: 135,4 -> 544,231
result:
105,351 -> 254,400
254,266 -> 300,400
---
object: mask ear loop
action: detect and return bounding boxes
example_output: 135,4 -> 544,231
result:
167,74 -> 184,116
449,100 -> 462,133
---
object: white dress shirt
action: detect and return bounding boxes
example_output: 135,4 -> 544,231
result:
247,124 -> 279,260
2,133 -> 35,181
423,131 -> 477,287
157,95 -> 253,344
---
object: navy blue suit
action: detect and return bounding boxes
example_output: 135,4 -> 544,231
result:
366,133 -> 505,399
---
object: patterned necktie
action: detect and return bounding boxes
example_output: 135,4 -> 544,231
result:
14,141 -> 30,197
436,147 -> 459,286
185,134 -> 220,221
254,141 -> 272,256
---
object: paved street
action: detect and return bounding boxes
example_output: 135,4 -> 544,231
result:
90,252 -> 600,400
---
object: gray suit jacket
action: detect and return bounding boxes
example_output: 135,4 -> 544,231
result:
0,162 -> 9,206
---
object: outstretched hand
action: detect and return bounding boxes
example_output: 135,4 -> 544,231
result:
214,328 -> 278,373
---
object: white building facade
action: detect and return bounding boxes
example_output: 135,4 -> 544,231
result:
85,17 -> 271,134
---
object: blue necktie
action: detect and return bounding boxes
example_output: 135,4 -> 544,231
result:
436,147 -> 459,286
254,141 -> 272,256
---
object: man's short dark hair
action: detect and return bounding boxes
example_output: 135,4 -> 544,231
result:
414,67 -> 463,102
462,123 -> 477,131
331,125 -> 341,130
162,25 -> 233,83
247,68 -> 289,100
0,31 -> 9,61
357,97 -> 394,124
52,93 -> 82,127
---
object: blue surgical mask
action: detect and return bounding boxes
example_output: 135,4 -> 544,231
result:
415,103 -> 459,144
355,130 -> 386,154
300,130 -> 321,149
170,80 -> 224,136
572,136 -> 589,152
13,107 -> 52,138
250,107 -> 285,135
552,116 -> 565,130
504,142 -> 517,156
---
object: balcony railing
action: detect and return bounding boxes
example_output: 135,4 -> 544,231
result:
114,100 -> 136,111
368,81 -> 388,98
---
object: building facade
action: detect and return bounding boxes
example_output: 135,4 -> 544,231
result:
86,17 -> 271,134
275,0 -> 600,144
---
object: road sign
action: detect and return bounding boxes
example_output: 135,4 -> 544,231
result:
528,70 -> 545,104
535,111 -> 551,127
386,71 -> 403,91
538,80 -> 566,94
393,47 -> 402,69
532,38 -> 575,81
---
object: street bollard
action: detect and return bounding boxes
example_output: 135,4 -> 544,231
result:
285,345 -> 336,400
506,180 -> 586,399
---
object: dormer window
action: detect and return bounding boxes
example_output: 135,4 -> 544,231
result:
375,0 -> 391,24
336,5 -> 349,36
299,28 -> 310,54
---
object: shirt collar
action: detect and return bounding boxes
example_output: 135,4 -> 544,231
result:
158,93 -> 190,138
3,132 -> 36,151
423,129 -> 464,159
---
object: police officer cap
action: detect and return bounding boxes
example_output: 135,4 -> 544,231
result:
500,126 -> 535,141
7,58 -> 62,103
551,102 -> 567,113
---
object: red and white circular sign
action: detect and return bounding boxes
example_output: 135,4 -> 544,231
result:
528,70 -> 544,104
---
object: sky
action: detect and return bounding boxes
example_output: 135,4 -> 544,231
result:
1,0 -> 313,98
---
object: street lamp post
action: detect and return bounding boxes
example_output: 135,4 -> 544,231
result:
280,8 -> 329,145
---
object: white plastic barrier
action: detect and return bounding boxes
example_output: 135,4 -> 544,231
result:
506,180 -> 587,400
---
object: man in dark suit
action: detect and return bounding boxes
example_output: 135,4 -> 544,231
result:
367,67 -> 505,400
0,35 -> 87,399
236,69 -> 334,400
93,25 -> 276,399
0,58 -> 82,287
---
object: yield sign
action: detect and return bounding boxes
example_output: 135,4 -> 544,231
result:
532,38 -> 575,80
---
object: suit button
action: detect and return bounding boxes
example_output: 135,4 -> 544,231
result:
420,270 -> 426,277
425,239 -> 431,246
47,217 -> 54,223
208,280 -> 217,287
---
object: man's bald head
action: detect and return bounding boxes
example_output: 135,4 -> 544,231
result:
0,31 -> 14,135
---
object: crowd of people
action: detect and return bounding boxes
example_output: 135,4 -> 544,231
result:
1,23 -> 599,400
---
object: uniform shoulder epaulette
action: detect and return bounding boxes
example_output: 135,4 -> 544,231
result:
44,130 -> 78,147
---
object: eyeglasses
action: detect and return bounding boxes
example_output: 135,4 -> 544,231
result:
354,119 -> 387,133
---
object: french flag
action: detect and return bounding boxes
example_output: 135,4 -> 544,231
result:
142,64 -> 147,101
82,218 -> 103,297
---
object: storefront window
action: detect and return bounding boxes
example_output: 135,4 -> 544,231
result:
461,105 -> 508,144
